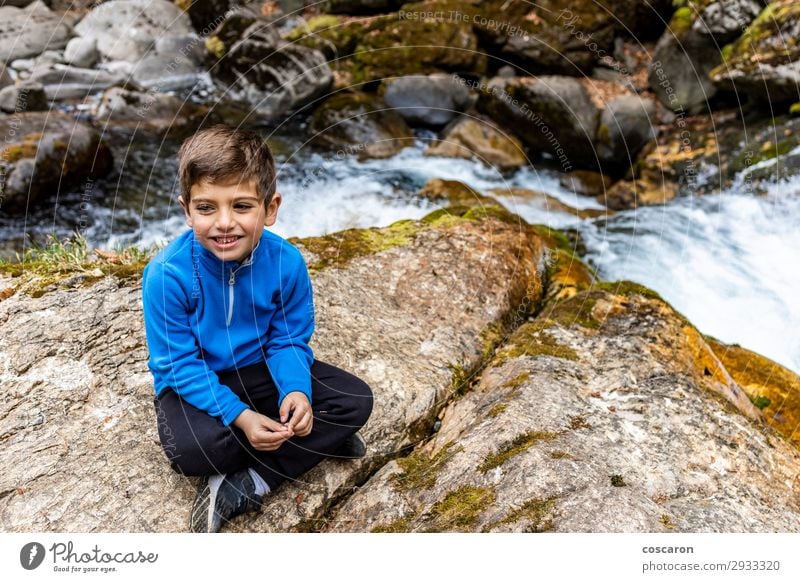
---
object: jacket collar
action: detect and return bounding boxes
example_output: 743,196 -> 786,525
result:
193,231 -> 263,273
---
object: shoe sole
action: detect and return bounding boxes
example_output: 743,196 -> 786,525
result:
189,474 -> 225,533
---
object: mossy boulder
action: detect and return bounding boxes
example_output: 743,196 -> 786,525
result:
326,281 -> 800,532
0,113 -> 113,216
707,337 -> 800,450
477,75 -> 599,171
309,90 -> 415,159
424,115 -> 527,172
711,0 -> 800,107
0,203 -> 548,532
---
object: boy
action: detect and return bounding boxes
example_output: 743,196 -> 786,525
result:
142,125 -> 374,533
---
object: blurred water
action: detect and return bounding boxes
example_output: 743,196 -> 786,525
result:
4,135 -> 797,373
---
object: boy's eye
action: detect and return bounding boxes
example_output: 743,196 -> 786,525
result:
196,205 -> 213,212
235,204 -> 252,210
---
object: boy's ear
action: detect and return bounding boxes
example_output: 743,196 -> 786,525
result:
265,192 -> 282,227
178,195 -> 193,228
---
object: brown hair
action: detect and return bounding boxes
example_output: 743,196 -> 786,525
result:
177,124 -> 276,206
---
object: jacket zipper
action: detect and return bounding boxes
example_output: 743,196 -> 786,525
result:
226,257 -> 253,327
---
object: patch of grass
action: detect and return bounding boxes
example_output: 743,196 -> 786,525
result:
495,320 -> 579,363
392,442 -> 462,492
479,430 -> 559,472
371,517 -> 413,533
485,496 -> 557,532
568,415 -> 592,430
487,403 -> 508,418
0,232 -> 160,298
423,485 -> 496,532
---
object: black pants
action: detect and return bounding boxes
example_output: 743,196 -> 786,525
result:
153,359 -> 374,491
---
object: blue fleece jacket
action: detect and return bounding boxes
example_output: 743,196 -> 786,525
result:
141,228 -> 315,426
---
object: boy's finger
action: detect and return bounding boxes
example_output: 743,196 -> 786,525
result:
288,408 -> 308,430
292,410 -> 312,433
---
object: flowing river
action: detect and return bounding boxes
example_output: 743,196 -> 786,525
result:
3,130 -> 798,374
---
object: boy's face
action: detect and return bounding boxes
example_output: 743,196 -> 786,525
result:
178,177 -> 281,263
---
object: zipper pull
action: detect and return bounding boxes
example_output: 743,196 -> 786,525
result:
229,269 -> 235,286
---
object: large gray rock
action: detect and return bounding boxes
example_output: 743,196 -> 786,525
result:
383,74 -> 475,128
710,0 -> 800,106
477,75 -> 599,171
596,95 -> 658,170
27,64 -> 127,99
693,0 -> 762,44
74,0 -> 194,62
0,1 -> 72,63
309,91 -> 414,159
130,54 -> 208,92
0,81 -> 47,113
212,20 -> 333,120
329,284 -> 800,532
0,112 -> 112,215
0,205 -> 546,531
91,86 -> 212,136
63,37 -> 99,69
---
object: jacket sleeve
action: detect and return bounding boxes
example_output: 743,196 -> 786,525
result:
265,248 -> 315,407
142,261 -> 249,426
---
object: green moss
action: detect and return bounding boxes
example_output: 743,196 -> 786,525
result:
487,403 -> 508,418
750,394 -> 771,410
660,514 -> 676,529
594,280 -> 664,302
205,36 -> 226,59
485,496 -> 557,532
423,485 -> 496,532
495,320 -> 579,363
479,430 -> 559,472
669,6 -> 694,36
503,372 -> 531,391
610,474 -> 626,487
392,441 -> 462,491
371,517 -> 413,533
790,103 -> 800,116
569,415 -> 592,430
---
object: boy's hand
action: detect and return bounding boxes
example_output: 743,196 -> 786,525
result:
280,392 -> 313,437
233,409 -> 293,451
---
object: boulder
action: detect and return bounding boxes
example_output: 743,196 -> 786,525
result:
0,1 -> 72,63
382,74 -> 474,128
477,75 -> 599,171
327,283 -> 800,532
63,37 -> 99,69
211,20 -> 333,120
0,204 -> 546,531
710,0 -> 800,106
27,64 -> 127,100
424,116 -> 527,172
175,0 -> 232,34
0,112 -> 113,215
309,91 -> 415,159
647,1 -> 762,113
74,0 -> 194,62
91,86 -> 212,137
0,81 -> 48,113
595,94 -> 658,171
130,54 -> 207,92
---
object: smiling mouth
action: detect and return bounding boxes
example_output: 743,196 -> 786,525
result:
212,236 -> 242,248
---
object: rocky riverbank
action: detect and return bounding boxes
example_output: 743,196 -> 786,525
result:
0,193 -> 798,532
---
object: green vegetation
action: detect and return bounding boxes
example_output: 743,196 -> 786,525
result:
479,430 -> 559,472
423,485 -> 496,531
485,496 -> 557,532
371,517 -> 413,533
392,442 -> 462,491
750,395 -> 771,410
610,474 -> 626,487
0,232 -> 159,298
495,320 -> 580,363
